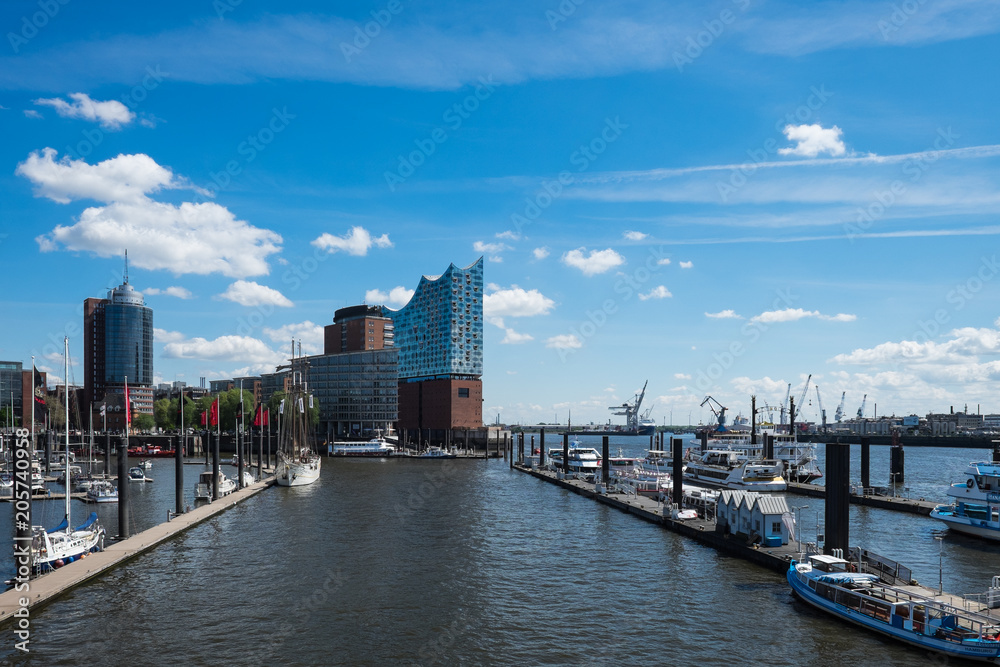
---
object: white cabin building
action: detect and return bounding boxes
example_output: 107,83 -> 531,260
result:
716,489 -> 791,547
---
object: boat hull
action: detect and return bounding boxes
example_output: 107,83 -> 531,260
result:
276,455 -> 321,487
931,509 -> 1000,541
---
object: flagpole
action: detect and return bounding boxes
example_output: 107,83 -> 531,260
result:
30,356 -> 35,459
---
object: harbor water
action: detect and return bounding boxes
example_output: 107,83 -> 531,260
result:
1,440 -> 998,665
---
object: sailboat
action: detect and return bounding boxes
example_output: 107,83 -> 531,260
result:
275,343 -> 321,487
32,337 -> 106,573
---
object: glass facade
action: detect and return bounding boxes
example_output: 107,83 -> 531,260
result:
0,361 -> 23,416
388,258 -> 483,381
307,349 -> 398,437
102,283 -> 153,387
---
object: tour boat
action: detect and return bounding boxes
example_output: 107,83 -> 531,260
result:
331,437 -> 396,457
32,337 -> 105,573
705,431 -> 822,484
275,349 -> 321,487
683,449 -> 786,491
547,440 -> 602,479
931,461 -> 1000,541
788,553 -> 1000,662
194,470 -> 236,500
86,480 -> 119,503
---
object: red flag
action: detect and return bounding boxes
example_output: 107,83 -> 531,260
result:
253,404 -> 262,427
209,398 -> 219,427
200,410 -> 207,427
263,407 -> 269,426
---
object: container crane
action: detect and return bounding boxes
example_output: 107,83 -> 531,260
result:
797,374 -> 812,417
779,383 -> 791,424
834,391 -> 846,423
700,395 -> 728,431
609,380 -> 648,431
815,385 -> 826,430
857,394 -> 867,420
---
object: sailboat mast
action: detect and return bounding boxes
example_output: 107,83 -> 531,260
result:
64,337 -> 70,523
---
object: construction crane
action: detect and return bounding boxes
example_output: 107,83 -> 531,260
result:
780,383 -> 791,424
700,395 -> 728,431
815,385 -> 826,430
834,391 -> 846,423
609,380 -> 648,431
857,394 -> 867,420
797,374 -> 812,417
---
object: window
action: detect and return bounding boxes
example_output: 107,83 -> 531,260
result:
771,521 -> 782,534
458,388 -> 470,398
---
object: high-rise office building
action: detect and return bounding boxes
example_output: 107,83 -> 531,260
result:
388,258 -> 483,430
0,361 -> 23,426
324,305 -> 395,354
84,271 -> 154,417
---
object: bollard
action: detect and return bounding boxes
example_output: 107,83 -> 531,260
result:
824,443 -> 850,555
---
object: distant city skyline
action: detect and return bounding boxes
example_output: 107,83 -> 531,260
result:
2,1 -> 999,425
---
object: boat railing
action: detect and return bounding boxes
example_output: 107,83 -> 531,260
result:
850,547 -> 913,585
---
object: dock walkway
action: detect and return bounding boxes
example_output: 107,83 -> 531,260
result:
0,476 -> 275,626
785,482 -> 937,515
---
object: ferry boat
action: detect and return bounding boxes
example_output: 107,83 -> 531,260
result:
332,437 -> 396,457
788,553 -> 1000,662
547,441 -> 602,478
705,431 -> 822,484
683,449 -> 786,491
931,460 -> 1000,540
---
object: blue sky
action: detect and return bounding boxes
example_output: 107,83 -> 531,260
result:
2,0 -> 1000,426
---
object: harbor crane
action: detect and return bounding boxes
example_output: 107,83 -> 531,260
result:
834,391 -> 846,423
815,385 -> 826,430
700,395 -> 728,431
609,380 -> 648,431
780,383 -> 792,424
797,374 -> 812,417
857,394 -> 867,419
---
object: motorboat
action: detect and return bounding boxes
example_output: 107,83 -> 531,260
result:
86,480 -> 118,503
331,437 -> 396,457
788,553 -> 1000,662
931,461 -> 1000,540
128,466 -> 152,482
547,440 -> 602,479
138,459 -> 153,469
416,446 -> 458,459
683,449 -> 786,491
194,470 -> 236,500
705,431 -> 822,484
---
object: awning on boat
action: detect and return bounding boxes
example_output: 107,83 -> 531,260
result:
46,517 -> 68,534
74,512 -> 98,531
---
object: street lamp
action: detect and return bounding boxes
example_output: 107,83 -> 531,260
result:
791,504 -> 809,555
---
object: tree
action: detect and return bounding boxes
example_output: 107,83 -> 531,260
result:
153,398 -> 174,430
45,395 -> 65,431
132,413 -> 155,432
0,406 -> 20,428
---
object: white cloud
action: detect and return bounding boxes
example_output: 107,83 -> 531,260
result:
143,286 -> 193,299
154,328 -> 186,344
164,335 -> 285,368
751,308 -> 857,324
706,309 -> 743,319
484,287 -> 555,318
500,328 -> 534,344
638,285 -> 672,301
312,226 -> 392,256
219,280 -> 293,307
562,247 -> 625,276
546,334 -> 583,350
623,230 -> 647,241
533,247 -> 550,260
496,230 -> 520,240
778,124 -> 846,158
366,286 -> 415,307
23,109 -> 42,119
34,92 -> 135,130
262,320 -> 324,355
674,373 -> 691,380
679,260 -> 693,269
21,149 -> 282,278
657,258 -> 671,266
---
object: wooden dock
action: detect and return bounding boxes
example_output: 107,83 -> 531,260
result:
0,492 -> 89,503
0,476 -> 275,626
785,482 -> 937,515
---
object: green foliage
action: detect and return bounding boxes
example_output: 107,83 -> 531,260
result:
132,412 -> 155,431
45,395 -> 65,430
0,406 -> 19,427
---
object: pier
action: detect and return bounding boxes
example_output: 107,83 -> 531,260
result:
0,476 -> 275,625
785,482 -> 937,515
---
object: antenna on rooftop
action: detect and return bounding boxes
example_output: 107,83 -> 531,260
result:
124,249 -> 129,284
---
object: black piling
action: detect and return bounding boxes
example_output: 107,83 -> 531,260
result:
562,433 -> 570,475
257,427 -> 263,480
789,396 -> 796,438
890,443 -> 905,485
175,433 -> 184,515
601,436 -> 610,486
671,437 -> 684,507
44,431 -> 51,474
765,434 -> 774,461
237,428 -> 245,490
824,442 -> 850,555
117,440 -> 130,539
699,430 -> 708,453
539,428 -> 545,467
104,430 -> 111,476
993,440 -> 1000,463
750,395 -> 757,446
860,436 -> 871,490
212,431 -> 220,500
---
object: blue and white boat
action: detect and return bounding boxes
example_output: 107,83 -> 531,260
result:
931,461 -> 1000,541
788,553 -> 1000,662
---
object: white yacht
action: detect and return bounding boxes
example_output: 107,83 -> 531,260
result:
194,470 -> 237,500
332,437 -> 396,457
931,460 -> 1000,540
86,480 -> 119,503
705,431 -> 821,483
547,441 -> 602,478
683,449 -> 786,491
